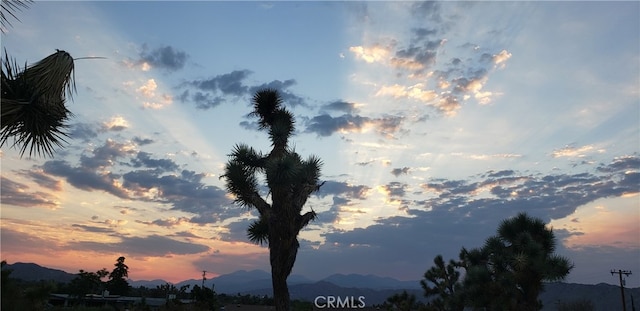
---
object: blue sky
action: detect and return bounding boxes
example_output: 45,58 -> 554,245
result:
1,1 -> 639,288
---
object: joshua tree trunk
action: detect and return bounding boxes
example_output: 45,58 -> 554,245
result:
269,219 -> 298,311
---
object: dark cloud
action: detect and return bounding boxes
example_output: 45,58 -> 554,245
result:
320,100 -> 360,114
34,139 -> 235,224
391,167 -> 410,177
132,136 -> 154,146
305,114 -> 368,137
597,154 -> 640,173
19,169 -> 62,191
42,160 -> 129,199
485,169 -> 515,178
248,79 -> 306,108
218,218 -> 255,242
381,182 -> 407,198
194,70 -> 251,96
69,122 -> 99,142
0,177 -> 59,209
180,70 -> 305,109
121,169 -> 234,219
135,217 -> 190,229
71,224 -> 116,234
0,228 -> 62,254
139,44 -> 189,72
316,180 -> 369,200
79,139 -> 135,170
68,234 -> 210,257
304,114 -> 404,137
130,151 -> 180,172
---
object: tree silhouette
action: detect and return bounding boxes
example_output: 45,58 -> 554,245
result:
384,290 -> 420,311
223,89 -> 323,311
421,254 -> 464,311
460,213 -> 573,310
1,48 -> 77,157
68,269 -> 107,300
107,256 -> 130,295
1,0 -> 32,33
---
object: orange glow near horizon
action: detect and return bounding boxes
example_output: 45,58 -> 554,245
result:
550,194 -> 640,249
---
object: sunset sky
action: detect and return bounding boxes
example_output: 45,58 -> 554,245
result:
1,1 -> 638,288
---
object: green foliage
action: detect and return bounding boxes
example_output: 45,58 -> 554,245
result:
417,213 -> 573,311
68,269 -> 107,299
1,261 -> 58,311
420,255 -> 464,311
460,213 -> 573,311
107,256 -> 130,295
384,290 -> 421,311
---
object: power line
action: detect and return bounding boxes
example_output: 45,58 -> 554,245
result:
611,269 -> 632,311
202,270 -> 207,288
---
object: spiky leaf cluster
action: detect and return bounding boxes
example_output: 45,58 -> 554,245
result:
1,0 -> 32,33
1,49 -> 76,157
223,89 -> 323,245
460,213 -> 573,310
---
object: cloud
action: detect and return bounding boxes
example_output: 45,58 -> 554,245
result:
69,234 -> 210,257
391,167 -> 410,177
379,182 -> 408,198
135,217 -> 191,229
69,122 -> 99,142
138,44 -> 189,72
33,139 -> 235,224
1,177 -> 59,209
552,144 -> 604,158
0,227 -> 62,254
137,79 -> 158,98
180,70 -> 306,109
304,114 -> 404,138
492,49 -> 512,68
349,44 -> 392,63
71,224 -> 116,234
293,154 -> 640,280
102,116 -> 130,131
349,2 -> 513,116
130,151 -> 180,172
19,169 -> 62,191
316,180 -> 370,200
320,101 -> 360,114
132,136 -> 154,146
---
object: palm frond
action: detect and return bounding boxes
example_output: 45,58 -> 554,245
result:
1,49 -> 75,157
1,0 -> 32,33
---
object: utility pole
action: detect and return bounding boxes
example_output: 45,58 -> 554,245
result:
611,269 -> 632,311
202,270 -> 207,288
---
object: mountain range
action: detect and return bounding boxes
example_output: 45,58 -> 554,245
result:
3,262 -> 639,310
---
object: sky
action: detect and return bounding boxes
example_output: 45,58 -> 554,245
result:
1,1 -> 639,289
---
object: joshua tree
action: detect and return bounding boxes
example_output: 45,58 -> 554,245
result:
461,213 -> 573,310
421,254 -> 464,311
223,89 -> 323,311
